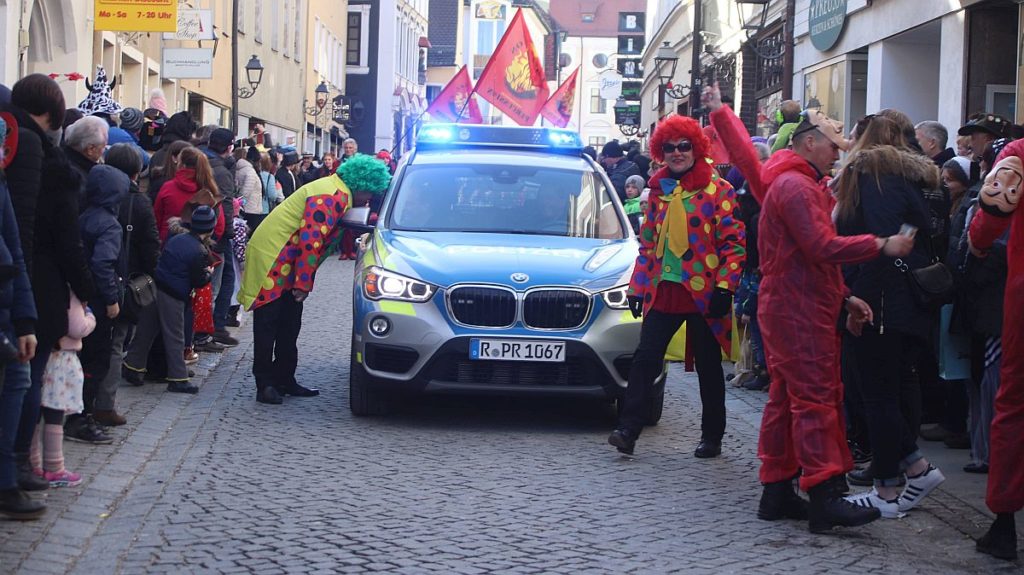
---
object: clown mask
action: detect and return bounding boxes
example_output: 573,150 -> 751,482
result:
979,155 -> 1022,217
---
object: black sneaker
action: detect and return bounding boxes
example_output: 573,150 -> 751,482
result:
194,340 -> 229,353
122,365 -> 146,386
65,417 -> 113,445
166,381 -> 199,394
212,330 -> 239,347
0,488 -> 46,520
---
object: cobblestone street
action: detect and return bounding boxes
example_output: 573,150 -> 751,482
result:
0,260 -> 1020,574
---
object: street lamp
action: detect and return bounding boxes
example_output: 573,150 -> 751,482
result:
238,55 -> 264,99
653,42 -> 692,100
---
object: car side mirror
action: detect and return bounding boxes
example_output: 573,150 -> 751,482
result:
342,206 -> 374,233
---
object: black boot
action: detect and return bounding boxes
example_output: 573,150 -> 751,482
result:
257,386 -> 283,405
166,381 -> 199,394
758,478 -> 808,521
807,475 -> 881,533
977,513 -> 1018,561
607,428 -> 637,455
0,488 -> 46,520
15,454 -> 48,492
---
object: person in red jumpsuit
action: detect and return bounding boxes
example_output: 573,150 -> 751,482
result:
711,97 -> 915,532
968,139 -> 1023,561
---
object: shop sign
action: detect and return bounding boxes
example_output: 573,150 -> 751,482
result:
617,36 -> 645,56
95,0 -> 178,32
163,10 -> 216,41
598,70 -> 623,101
162,48 -> 214,79
621,82 -> 642,101
614,103 -> 641,126
618,13 -> 645,34
809,0 -> 847,52
617,58 -> 643,79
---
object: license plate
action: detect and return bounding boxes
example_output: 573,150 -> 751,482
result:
469,338 -> 566,362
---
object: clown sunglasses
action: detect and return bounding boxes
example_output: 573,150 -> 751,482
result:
661,141 -> 693,154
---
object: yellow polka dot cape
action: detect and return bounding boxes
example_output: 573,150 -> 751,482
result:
628,162 -> 746,353
237,174 -> 351,310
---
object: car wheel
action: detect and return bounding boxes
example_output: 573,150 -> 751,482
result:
349,352 -> 387,416
644,383 -> 665,426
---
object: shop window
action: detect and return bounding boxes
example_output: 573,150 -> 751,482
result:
590,89 -> 606,114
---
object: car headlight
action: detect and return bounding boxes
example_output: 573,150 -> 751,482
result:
363,266 -> 436,302
600,285 -> 630,309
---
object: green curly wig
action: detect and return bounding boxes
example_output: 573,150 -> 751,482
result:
336,153 -> 392,195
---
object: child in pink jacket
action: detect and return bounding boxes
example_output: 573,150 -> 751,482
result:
30,293 -> 96,487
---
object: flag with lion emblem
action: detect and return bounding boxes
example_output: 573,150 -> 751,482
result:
475,9 -> 549,126
540,68 -> 579,128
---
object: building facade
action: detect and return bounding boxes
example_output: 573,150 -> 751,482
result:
345,0 -> 428,159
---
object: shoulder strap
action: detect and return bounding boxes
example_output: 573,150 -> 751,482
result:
121,192 -> 136,279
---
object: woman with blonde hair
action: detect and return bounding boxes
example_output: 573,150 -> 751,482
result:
834,114 -> 946,518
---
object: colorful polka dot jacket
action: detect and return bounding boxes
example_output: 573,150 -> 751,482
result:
628,161 -> 746,352
238,174 -> 351,310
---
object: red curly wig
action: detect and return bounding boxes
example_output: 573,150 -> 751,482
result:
649,114 -> 711,163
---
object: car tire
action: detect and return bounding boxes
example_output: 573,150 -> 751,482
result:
349,353 -> 387,416
644,383 -> 665,426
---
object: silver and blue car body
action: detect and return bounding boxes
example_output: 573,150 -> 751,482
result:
347,124 -> 659,415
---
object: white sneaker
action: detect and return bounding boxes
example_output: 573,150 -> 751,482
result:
844,489 -> 905,519
899,465 -> 945,512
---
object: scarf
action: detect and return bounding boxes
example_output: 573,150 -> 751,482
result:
652,158 -> 715,260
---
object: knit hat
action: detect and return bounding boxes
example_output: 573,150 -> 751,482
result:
942,156 -> 973,186
148,88 -> 169,116
78,66 -> 123,116
601,140 -> 624,158
190,205 -> 217,234
625,174 -> 646,191
118,107 -> 144,133
208,128 -> 235,154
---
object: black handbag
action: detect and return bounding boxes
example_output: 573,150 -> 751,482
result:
120,193 -> 158,323
895,237 -> 955,311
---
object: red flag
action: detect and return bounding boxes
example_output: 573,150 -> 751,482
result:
540,68 -> 579,128
475,9 -> 549,126
426,65 -> 483,124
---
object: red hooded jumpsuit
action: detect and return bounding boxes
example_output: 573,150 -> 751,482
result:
753,152 -> 881,491
969,139 -> 1024,515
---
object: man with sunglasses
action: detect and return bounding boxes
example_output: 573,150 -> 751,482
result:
608,114 -> 746,459
747,108 -> 916,533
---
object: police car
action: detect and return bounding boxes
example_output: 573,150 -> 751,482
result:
346,124 -> 664,420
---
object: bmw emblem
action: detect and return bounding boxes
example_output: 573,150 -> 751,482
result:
511,272 -> 529,283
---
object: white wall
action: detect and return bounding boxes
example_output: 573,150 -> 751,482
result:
937,11 -> 966,136
869,38 -> 939,123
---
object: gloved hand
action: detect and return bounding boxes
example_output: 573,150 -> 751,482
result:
707,288 -> 733,319
627,295 -> 644,319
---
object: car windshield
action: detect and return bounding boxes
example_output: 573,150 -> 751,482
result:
389,164 -> 627,239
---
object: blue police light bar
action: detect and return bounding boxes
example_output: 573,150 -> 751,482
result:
416,124 -> 584,155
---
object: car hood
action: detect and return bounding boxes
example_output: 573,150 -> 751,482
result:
373,230 -> 637,292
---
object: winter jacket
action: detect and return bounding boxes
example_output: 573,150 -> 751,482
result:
107,127 -> 151,169
0,176 -> 37,338
234,158 -> 262,215
0,104 -> 44,274
79,165 -> 129,306
627,160 -> 745,353
605,159 -> 641,203
30,141 -> 96,347
155,231 -> 212,301
956,202 -> 1007,337
276,166 -> 299,198
259,171 -> 284,214
835,146 -> 938,338
148,112 -> 195,173
117,180 -> 160,277
153,169 -> 226,245
64,145 -> 98,210
201,146 -> 236,253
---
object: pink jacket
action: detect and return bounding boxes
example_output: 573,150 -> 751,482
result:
58,292 -> 96,351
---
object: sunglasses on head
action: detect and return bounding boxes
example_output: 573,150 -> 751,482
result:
661,141 -> 693,154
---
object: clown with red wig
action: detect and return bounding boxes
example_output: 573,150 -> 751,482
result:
608,114 -> 746,459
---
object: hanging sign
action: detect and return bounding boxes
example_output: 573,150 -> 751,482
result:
163,10 -> 216,41
162,48 -> 214,79
95,0 -> 178,32
809,0 -> 847,52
